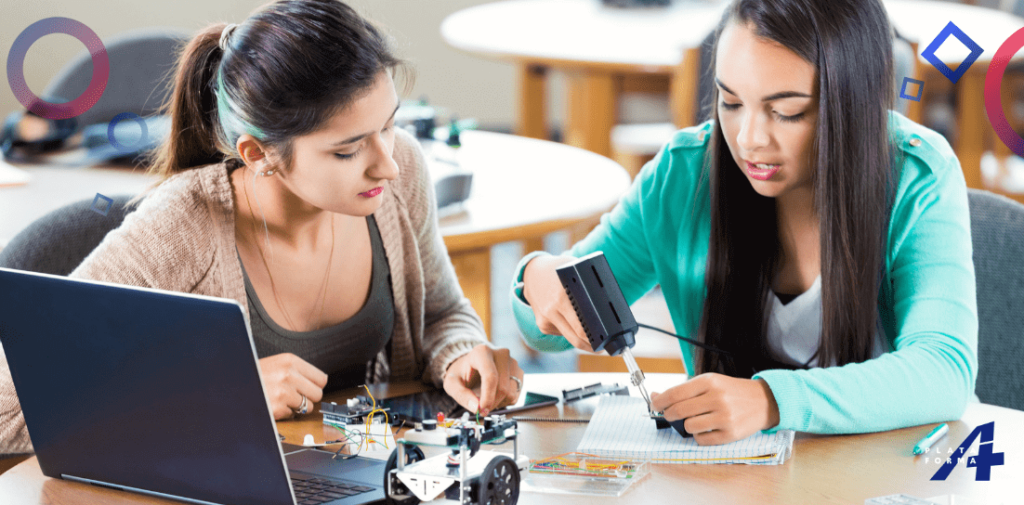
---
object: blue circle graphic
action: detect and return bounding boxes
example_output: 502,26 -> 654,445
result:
107,112 -> 148,152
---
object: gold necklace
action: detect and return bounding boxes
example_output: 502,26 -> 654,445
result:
308,217 -> 335,331
242,173 -> 335,332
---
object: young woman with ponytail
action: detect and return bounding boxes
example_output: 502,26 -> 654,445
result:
0,0 -> 521,452
513,0 -> 977,445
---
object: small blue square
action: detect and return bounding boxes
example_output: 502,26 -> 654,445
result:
921,21 -> 983,85
899,77 -> 924,102
90,193 -> 113,217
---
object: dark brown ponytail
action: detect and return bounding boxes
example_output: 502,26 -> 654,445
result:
148,24 -> 227,180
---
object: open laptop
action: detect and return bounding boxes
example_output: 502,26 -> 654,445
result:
0,267 -> 387,505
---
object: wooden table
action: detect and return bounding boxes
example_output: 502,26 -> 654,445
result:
442,0 -> 726,157
442,0 -> 1024,190
2,372 -> 1021,504
0,131 -> 630,337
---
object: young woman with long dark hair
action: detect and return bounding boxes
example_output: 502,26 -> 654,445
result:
0,0 -> 522,453
513,0 -> 976,445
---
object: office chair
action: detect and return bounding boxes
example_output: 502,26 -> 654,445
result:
0,195 -> 139,276
42,28 -> 188,130
968,188 -> 1024,412
2,28 -> 187,162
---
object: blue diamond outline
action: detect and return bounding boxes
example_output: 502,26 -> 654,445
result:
921,21 -> 983,85
90,193 -> 113,217
899,77 -> 924,102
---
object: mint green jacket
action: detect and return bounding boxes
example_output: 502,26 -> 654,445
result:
510,112 -> 978,435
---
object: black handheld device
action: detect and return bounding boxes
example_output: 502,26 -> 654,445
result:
555,251 -> 638,357
555,252 -> 691,437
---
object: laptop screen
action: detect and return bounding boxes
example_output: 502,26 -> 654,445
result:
0,269 -> 294,505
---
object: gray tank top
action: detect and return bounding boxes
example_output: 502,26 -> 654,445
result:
239,215 -> 394,392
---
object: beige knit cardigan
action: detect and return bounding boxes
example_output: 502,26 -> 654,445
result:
0,129 -> 488,454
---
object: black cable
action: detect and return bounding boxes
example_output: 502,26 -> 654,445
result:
330,430 -> 365,461
636,323 -> 734,356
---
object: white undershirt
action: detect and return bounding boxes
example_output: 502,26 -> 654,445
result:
765,276 -> 888,368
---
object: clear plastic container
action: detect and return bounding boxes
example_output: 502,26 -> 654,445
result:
520,451 -> 650,497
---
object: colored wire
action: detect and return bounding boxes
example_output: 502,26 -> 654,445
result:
324,423 -> 366,460
529,452 -> 640,478
636,323 -> 734,355
309,425 -> 366,460
360,385 -> 392,450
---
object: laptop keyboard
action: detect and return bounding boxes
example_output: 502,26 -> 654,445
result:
290,474 -> 375,504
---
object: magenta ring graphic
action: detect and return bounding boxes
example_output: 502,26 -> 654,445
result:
6,17 -> 109,120
985,27 -> 1024,157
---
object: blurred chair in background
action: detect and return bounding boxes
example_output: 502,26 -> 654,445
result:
2,29 -> 187,164
968,189 -> 1024,412
40,28 -> 187,131
0,195 -> 138,276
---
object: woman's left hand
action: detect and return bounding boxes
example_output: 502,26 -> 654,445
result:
444,344 -> 524,416
650,373 -> 781,446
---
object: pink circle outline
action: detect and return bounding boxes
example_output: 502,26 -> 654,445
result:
6,17 -> 110,120
984,27 -> 1024,157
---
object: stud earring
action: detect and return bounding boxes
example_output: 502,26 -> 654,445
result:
258,169 -> 275,176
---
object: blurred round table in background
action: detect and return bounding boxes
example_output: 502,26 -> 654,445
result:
443,0 -> 1024,201
433,130 -> 630,336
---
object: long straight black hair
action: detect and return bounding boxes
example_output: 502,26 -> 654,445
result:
696,0 -> 899,376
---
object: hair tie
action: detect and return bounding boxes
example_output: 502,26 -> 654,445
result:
219,23 -> 238,52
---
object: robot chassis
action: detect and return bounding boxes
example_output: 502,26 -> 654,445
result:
383,413 -> 528,505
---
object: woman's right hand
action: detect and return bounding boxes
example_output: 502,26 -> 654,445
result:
522,255 -> 593,351
258,353 -> 328,420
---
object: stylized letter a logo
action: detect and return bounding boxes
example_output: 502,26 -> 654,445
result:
931,421 -> 1005,481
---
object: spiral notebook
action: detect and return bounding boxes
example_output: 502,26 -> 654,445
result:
577,396 -> 794,465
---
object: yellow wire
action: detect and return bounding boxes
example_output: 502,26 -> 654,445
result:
359,386 -> 391,450
364,408 -> 391,449
362,385 -> 377,451
362,384 -> 377,409
534,452 -> 632,472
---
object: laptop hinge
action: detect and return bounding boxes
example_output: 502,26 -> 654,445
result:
61,475 -> 227,505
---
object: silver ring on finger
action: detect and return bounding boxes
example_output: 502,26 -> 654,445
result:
295,394 -> 309,415
510,375 -> 522,393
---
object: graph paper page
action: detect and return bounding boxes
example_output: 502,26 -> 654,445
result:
576,396 -> 794,465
